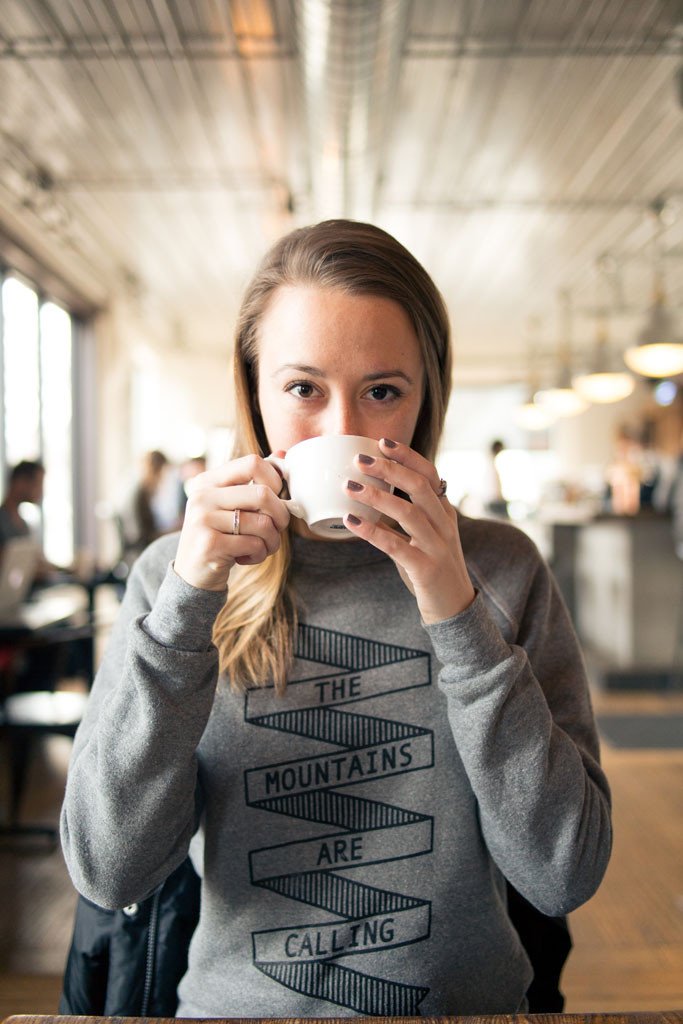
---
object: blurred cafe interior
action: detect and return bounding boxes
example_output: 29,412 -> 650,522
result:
0,0 -> 682,1018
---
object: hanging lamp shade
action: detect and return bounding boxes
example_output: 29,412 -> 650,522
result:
514,319 -> 556,431
624,200 -> 683,378
514,398 -> 555,431
534,291 -> 589,417
534,383 -> 589,417
574,325 -> 635,404
573,369 -> 635,403
623,294 -> 683,377
535,360 -> 590,416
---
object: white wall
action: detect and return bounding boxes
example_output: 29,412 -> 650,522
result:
439,379 -> 656,508
551,380 -> 651,487
94,297 -> 234,560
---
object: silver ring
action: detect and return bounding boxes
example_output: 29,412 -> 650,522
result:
231,508 -> 241,535
437,478 -> 448,498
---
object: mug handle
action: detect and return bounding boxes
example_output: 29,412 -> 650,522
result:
265,454 -> 305,520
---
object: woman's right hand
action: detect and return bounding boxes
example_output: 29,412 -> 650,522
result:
173,454 -> 290,592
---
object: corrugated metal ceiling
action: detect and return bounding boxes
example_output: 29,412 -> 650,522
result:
0,0 -> 681,382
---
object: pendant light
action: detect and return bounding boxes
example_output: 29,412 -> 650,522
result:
514,318 -> 556,431
573,257 -> 636,404
535,291 -> 589,417
624,199 -> 683,378
515,401 -> 556,431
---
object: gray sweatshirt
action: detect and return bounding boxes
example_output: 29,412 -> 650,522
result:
61,514 -> 611,1016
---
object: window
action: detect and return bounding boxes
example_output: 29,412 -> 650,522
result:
1,272 -> 75,566
2,277 -> 41,466
40,302 -> 74,565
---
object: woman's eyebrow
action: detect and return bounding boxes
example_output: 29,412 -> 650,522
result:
273,363 -> 325,378
363,370 -> 415,385
273,363 -> 415,384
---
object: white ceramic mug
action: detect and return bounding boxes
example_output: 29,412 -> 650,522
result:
266,434 -> 393,538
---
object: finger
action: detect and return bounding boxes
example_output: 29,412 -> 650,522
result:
377,439 -> 445,497
352,456 -> 447,532
199,508 -> 282,556
345,478 -> 440,548
186,454 -> 283,496
189,482 -> 291,532
205,531 -> 270,570
344,513 -> 419,568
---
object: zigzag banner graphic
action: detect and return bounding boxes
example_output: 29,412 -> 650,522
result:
244,622 -> 434,1015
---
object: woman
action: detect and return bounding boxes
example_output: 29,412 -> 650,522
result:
119,449 -> 172,561
61,220 -> 611,1017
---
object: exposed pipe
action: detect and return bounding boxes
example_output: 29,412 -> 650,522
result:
296,0 -> 410,220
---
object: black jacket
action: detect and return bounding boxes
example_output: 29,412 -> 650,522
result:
60,860 -> 570,1015
59,857 -> 200,1016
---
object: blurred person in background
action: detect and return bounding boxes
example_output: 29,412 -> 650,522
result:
482,439 -> 509,519
0,459 -> 90,685
0,459 -> 45,543
665,429 -> 683,559
119,449 -> 173,562
177,455 -> 208,521
605,425 -> 642,516
0,459 -> 65,579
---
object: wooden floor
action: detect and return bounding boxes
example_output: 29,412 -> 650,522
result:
0,733 -> 78,1014
1,682 -> 682,1017
561,687 -> 683,1012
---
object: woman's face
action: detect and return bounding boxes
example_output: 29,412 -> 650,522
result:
255,285 -> 425,454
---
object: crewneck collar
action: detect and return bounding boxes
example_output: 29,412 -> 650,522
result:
291,532 -> 390,569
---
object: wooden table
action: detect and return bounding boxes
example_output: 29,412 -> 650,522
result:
0,582 -> 94,840
3,1013 -> 683,1024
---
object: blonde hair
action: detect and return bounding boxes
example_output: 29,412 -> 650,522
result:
213,219 -> 452,693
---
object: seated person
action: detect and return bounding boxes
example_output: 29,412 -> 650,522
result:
0,459 -> 91,687
177,455 -> 207,521
119,450 -> 174,564
0,459 -> 77,582
0,460 -> 50,575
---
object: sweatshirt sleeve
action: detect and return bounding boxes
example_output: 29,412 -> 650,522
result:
60,535 -> 227,909
425,544 -> 612,917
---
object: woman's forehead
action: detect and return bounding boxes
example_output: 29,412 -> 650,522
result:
257,285 -> 422,362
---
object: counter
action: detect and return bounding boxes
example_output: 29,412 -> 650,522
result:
519,511 -> 682,689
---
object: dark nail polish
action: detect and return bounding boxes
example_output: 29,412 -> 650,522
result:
346,479 -> 364,491
358,453 -> 375,465
346,513 -> 362,526
381,438 -> 398,448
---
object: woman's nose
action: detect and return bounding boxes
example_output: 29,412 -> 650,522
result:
323,400 -> 363,437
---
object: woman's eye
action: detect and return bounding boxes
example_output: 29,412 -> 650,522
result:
367,385 -> 400,402
287,382 -> 316,398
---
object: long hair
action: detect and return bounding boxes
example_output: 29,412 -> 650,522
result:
213,219 -> 452,693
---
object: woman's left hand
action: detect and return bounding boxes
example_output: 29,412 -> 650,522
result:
344,438 -> 476,624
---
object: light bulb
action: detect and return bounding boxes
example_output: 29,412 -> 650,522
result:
623,342 -> 683,378
513,402 -> 555,431
534,387 -> 589,417
573,371 -> 635,404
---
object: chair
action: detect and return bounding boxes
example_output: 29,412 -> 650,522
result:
0,627 -> 92,842
1,688 -> 88,840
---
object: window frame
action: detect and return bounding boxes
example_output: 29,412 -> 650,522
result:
0,255 -> 95,563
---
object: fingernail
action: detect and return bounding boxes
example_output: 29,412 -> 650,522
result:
358,453 -> 375,465
381,438 -> 397,448
346,513 -> 362,526
346,479 -> 364,491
